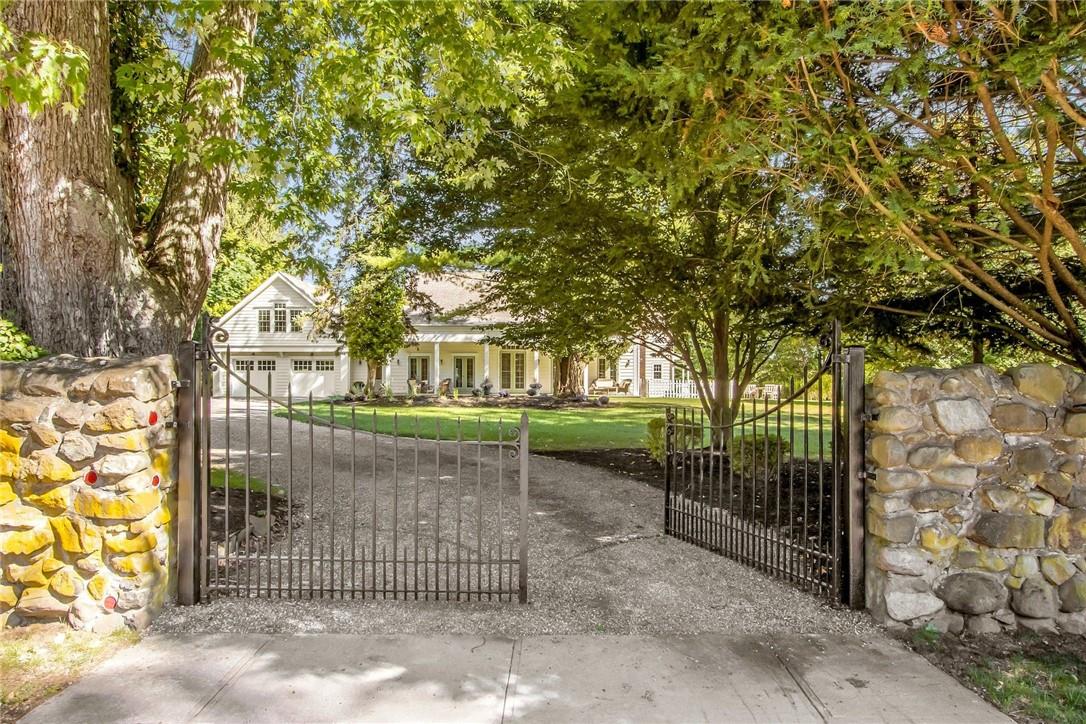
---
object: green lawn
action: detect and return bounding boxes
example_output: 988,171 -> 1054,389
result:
275,397 -> 834,454
210,467 -> 281,496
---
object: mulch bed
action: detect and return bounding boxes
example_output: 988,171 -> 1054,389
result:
901,630 -> 1086,723
537,447 -> 836,546
206,487 -> 301,546
334,395 -> 617,410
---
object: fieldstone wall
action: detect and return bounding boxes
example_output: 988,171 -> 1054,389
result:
867,363 -> 1086,635
0,355 -> 176,632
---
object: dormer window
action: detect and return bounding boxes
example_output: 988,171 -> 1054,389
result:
273,303 -> 287,332
258,309 -> 271,333
290,309 -> 303,332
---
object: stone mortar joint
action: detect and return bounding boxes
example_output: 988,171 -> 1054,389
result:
0,354 -> 176,632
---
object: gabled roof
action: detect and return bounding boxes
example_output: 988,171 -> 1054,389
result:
216,271 -> 317,325
411,273 -> 512,326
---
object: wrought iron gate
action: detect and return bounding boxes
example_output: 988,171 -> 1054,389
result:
663,323 -> 865,607
175,317 -> 529,604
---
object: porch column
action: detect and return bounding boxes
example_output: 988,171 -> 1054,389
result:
582,361 -> 590,395
383,359 -> 392,387
483,342 -> 490,383
532,351 -> 540,385
433,341 -> 441,386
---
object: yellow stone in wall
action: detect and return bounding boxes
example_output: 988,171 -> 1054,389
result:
0,429 -> 22,455
5,559 -> 50,586
109,550 -> 156,576
32,453 -> 75,484
151,450 -> 170,477
920,526 -> 959,552
0,583 -> 16,609
97,429 -> 151,452
49,568 -> 82,598
25,484 -> 72,513
0,452 -> 24,480
73,488 -> 160,521
0,525 -> 54,555
0,481 -> 13,506
86,573 -> 108,600
104,531 -> 156,555
130,506 -> 170,534
49,516 -> 102,554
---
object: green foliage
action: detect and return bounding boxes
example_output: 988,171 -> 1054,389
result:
966,652 -> 1086,723
342,276 -> 408,370
0,317 -> 46,361
645,417 -> 666,464
0,11 -> 87,116
204,202 -> 294,317
731,434 -> 792,476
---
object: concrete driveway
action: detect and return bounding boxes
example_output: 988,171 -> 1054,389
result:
20,633 -> 1006,723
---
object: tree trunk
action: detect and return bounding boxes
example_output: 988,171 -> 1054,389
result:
555,354 -> 585,396
0,1 -> 257,356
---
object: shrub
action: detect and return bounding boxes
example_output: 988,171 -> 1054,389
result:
730,434 -> 792,475
646,417 -> 666,463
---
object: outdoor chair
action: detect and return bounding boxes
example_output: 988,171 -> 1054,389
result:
616,379 -> 632,394
438,378 -> 452,397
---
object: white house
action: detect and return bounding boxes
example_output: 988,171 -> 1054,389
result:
212,271 -> 699,399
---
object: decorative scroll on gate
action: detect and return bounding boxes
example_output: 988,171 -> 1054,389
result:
663,323 -> 865,607
176,316 -> 529,604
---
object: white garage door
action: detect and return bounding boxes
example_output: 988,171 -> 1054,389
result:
290,358 -> 337,398
228,359 -> 279,397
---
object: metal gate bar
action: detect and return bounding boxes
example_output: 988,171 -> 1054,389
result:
176,316 -> 529,604
663,322 -> 865,606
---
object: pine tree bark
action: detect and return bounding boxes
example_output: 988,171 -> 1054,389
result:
0,1 -> 257,356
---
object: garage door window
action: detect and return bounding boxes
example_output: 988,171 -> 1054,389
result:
293,360 -> 313,371
315,360 -> 334,371
257,360 -> 276,371
234,360 -> 254,371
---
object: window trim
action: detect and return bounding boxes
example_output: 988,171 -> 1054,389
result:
290,309 -> 303,332
315,359 -> 334,372
257,309 -> 271,333
292,359 -> 313,372
652,363 -> 663,380
256,359 -> 276,372
273,303 -> 287,333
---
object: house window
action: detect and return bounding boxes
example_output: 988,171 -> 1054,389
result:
597,358 -> 612,379
315,360 -> 334,371
652,364 -> 663,380
290,309 -> 303,332
256,360 -> 276,372
273,303 -> 287,332
257,310 -> 270,333
408,356 -> 429,382
293,359 -> 313,372
501,352 -> 526,389
234,360 -> 254,372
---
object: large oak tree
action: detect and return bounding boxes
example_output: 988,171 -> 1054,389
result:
0,0 -> 570,356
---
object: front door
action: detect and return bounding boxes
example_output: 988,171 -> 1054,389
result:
453,355 -> 475,389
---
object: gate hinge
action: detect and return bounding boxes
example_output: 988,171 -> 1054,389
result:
172,379 -> 191,389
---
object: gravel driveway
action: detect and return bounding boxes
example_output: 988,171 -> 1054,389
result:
153,400 -> 876,638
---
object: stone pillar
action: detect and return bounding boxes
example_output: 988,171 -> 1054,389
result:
0,355 -> 177,631
866,363 -> 1086,636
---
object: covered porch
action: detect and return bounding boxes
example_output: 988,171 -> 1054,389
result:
379,334 -> 552,396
